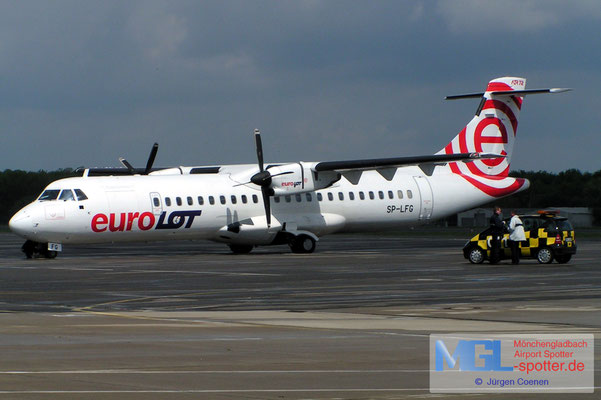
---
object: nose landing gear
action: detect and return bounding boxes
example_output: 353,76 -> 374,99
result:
21,240 -> 57,259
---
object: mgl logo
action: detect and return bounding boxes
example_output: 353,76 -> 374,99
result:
92,210 -> 202,232
435,339 -> 513,371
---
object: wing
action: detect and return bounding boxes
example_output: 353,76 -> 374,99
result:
313,152 -> 501,173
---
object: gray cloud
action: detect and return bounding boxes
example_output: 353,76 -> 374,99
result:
0,0 -> 599,172
437,0 -> 601,33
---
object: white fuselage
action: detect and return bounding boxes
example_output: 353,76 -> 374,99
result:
9,163 -> 507,247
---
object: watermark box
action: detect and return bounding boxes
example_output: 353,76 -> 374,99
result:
430,333 -> 594,393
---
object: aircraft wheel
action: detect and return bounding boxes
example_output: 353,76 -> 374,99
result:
536,247 -> 554,264
22,240 -> 35,259
467,247 -> 485,264
290,235 -> 316,254
44,250 -> 58,259
229,244 -> 253,254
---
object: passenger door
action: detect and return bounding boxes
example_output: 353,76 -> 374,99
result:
149,192 -> 163,216
413,176 -> 433,221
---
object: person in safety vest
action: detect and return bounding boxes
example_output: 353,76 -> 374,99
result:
508,210 -> 526,264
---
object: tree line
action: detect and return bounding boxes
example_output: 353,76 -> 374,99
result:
0,169 -> 77,225
1,168 -> 600,225
498,169 -> 601,224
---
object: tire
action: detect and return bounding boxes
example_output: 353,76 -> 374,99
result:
22,240 -> 35,259
467,247 -> 485,264
229,244 -> 253,254
555,254 -> 572,264
45,250 -> 58,259
290,235 -> 316,254
536,247 -> 554,264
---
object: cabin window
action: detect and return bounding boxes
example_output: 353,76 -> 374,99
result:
327,192 -> 334,201
176,197 -> 182,206
397,190 -> 403,199
317,193 -> 323,201
153,198 -> 160,207
359,191 -> 365,200
187,196 -> 193,206
388,190 -> 394,199
295,194 -> 302,202
38,189 -> 61,201
59,189 -> 75,201
349,192 -> 355,200
369,191 -> 375,200
209,196 -> 215,205
274,196 -> 280,203
241,195 -> 247,204
407,190 -> 413,199
338,192 -> 344,201
165,197 -> 172,206
252,194 -> 258,204
198,196 -> 204,205
220,195 -> 226,205
285,195 -> 291,203
231,195 -> 237,204
306,193 -> 312,202
378,191 -> 384,200
74,189 -> 88,201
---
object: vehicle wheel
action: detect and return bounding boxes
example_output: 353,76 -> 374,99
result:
44,250 -> 58,259
290,235 -> 316,254
229,244 -> 253,254
467,247 -> 485,264
536,247 -> 554,264
555,254 -> 572,264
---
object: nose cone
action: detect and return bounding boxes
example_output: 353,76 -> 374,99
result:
9,209 -> 32,238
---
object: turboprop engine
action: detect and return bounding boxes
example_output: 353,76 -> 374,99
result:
236,129 -> 341,227
269,162 -> 340,196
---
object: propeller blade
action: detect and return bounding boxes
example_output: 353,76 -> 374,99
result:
144,143 -> 159,175
254,129 -> 264,172
118,157 -> 136,174
261,185 -> 271,227
233,181 -> 251,187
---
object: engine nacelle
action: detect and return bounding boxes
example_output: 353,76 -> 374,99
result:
270,162 -> 340,196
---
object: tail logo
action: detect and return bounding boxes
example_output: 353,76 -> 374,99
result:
444,82 -> 526,197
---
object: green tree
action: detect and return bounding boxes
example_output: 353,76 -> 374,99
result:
0,169 -> 77,224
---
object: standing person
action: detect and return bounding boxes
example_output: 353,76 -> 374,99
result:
489,206 -> 505,264
508,210 -> 526,264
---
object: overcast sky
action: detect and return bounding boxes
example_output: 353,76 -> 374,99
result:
1,0 -> 600,173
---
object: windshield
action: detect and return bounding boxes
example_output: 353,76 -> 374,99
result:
38,189 -> 61,201
74,189 -> 88,201
59,189 -> 75,201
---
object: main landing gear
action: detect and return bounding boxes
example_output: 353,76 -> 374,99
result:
288,234 -> 316,254
227,234 -> 317,255
21,240 -> 57,259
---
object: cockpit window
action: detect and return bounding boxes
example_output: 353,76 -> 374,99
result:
59,189 -> 75,201
74,189 -> 88,201
38,189 -> 61,201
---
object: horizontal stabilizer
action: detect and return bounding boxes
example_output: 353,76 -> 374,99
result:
446,88 -> 571,100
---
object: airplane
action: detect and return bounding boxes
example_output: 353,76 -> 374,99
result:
9,77 -> 569,258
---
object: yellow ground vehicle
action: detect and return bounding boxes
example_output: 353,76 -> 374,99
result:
463,211 -> 576,264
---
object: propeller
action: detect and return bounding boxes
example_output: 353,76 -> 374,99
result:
247,129 -> 293,227
144,143 -> 159,175
119,142 -> 159,175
